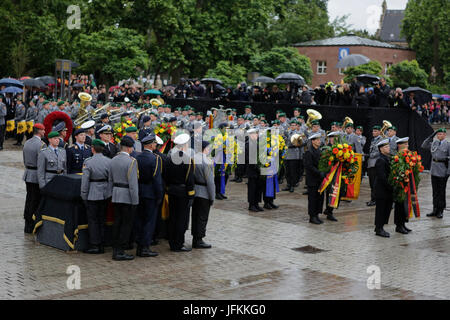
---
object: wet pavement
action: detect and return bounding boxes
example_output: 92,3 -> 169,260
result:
0,139 -> 449,300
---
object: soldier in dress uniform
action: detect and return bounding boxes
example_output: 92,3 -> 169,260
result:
37,131 -> 67,189
14,97 -> 26,146
52,121 -> 69,149
138,116 -> 153,141
321,131 -> 340,222
80,139 -> 112,254
81,120 -> 96,147
246,129 -> 264,212
421,128 -> 450,219
164,133 -> 196,252
242,105 -> 254,121
374,139 -> 393,237
66,129 -> 92,174
95,114 -> 110,139
386,126 -> 399,156
109,136 -> 139,261
191,141 -> 215,249
283,120 -> 302,193
97,125 -> 117,159
304,132 -> 325,224
25,100 -> 38,141
367,125 -> 382,206
22,123 -> 46,233
125,126 -> 142,156
134,134 -> 163,257
354,125 -> 366,155
36,100 -> 51,124
393,137 -> 412,234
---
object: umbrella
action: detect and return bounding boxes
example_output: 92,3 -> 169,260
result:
252,76 -> 276,83
356,74 -> 380,85
144,89 -> 162,95
0,86 -> 23,94
441,94 -> 450,101
432,94 -> 442,100
23,78 -> 46,88
201,78 -> 223,85
71,83 -> 84,88
20,76 -> 31,80
403,87 -> 432,94
336,54 -> 370,68
35,76 -> 55,85
403,87 -> 432,105
275,73 -> 306,85
0,78 -> 24,88
109,85 -> 120,92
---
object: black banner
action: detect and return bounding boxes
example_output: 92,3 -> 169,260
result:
166,99 -> 434,169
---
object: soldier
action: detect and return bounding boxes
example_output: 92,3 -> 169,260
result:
164,133 -> 196,252
80,139 -> 112,254
278,113 -> 289,134
52,122 -> 69,149
36,100 -> 51,124
374,139 -> 393,237
306,120 -> 326,145
246,129 -> 263,212
0,96 -> 6,150
393,137 -> 412,234
322,131 -> 340,222
304,133 -> 325,224
14,96 -> 26,146
37,131 -> 67,189
134,134 -> 164,257
22,123 -> 46,233
109,136 -> 139,261
125,126 -> 142,155
366,125 -> 382,206
95,113 -> 110,139
344,123 -> 357,149
25,100 -> 38,141
138,116 -> 153,141
97,125 -> 117,159
66,129 -> 92,174
354,125 -> 366,155
421,128 -> 450,219
386,126 -> 399,156
283,120 -> 302,193
191,141 -> 215,248
242,105 -> 254,121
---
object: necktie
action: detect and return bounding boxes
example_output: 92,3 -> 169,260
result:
54,149 -> 58,157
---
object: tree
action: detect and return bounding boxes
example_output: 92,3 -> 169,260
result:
250,47 -> 313,84
343,61 -> 383,83
402,0 -> 450,83
76,27 -> 149,85
205,61 -> 247,88
388,60 -> 429,89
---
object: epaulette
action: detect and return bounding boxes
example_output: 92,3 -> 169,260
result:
84,156 -> 93,163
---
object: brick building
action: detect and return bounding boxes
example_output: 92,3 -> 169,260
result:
293,35 -> 416,88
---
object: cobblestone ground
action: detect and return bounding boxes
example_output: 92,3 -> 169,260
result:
0,140 -> 449,300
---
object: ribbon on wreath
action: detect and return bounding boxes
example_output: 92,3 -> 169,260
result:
159,139 -> 170,153
265,158 -> 280,197
319,162 -> 343,209
407,172 -> 420,219
220,163 -> 226,195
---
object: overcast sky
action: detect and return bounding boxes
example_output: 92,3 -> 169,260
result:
328,0 -> 409,34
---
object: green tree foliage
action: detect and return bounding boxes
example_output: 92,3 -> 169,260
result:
402,0 -> 450,83
387,60 -> 429,89
205,61 -> 247,87
250,47 -> 313,83
343,61 -> 383,83
77,27 -> 149,86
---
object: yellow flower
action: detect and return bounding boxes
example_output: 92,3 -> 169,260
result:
343,143 -> 349,148
350,158 -> 354,163
338,150 -> 343,157
117,128 -> 122,133
344,152 -> 350,159
329,156 -> 334,161
338,144 -> 343,149
267,144 -> 270,148
127,120 -> 132,125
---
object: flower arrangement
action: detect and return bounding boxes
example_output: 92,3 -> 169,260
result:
259,131 -> 288,169
154,122 -> 177,143
319,138 -> 359,182
210,132 -> 241,173
113,118 -> 134,144
389,149 -> 424,202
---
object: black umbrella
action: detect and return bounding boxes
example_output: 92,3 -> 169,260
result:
36,76 -> 56,85
71,83 -> 84,88
402,87 -> 432,94
356,74 -> 380,85
253,76 -> 276,83
201,78 -> 223,85
23,78 -> 46,88
336,54 -> 370,68
275,72 -> 306,85
403,87 -> 432,105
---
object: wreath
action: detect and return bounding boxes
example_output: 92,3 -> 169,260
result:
43,111 -> 73,142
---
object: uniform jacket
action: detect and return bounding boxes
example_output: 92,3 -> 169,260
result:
23,136 -> 46,184
136,149 -> 163,200
25,106 -> 38,121
37,146 -> 67,189
353,134 -> 366,155
368,135 -> 382,168
388,135 -> 399,156
109,152 -> 139,205
374,153 -> 393,199
138,127 -> 153,141
0,102 -> 6,125
66,144 -> 93,174
164,148 -> 195,199
36,108 -> 50,124
304,145 -> 323,187
285,129 -> 301,160
15,104 -> 26,121
421,135 -> 450,177
80,153 -> 112,201
103,142 -> 118,159
193,152 -> 216,201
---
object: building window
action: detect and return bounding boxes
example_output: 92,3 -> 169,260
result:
317,61 -> 327,74
339,67 -> 347,75
385,63 -> 393,75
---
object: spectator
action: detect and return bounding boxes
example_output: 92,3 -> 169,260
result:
374,77 -> 390,107
367,87 -> 378,108
391,88 -> 408,109
190,79 -> 205,98
234,83 -> 249,101
251,86 -> 265,102
300,86 -> 312,105
269,85 -> 284,103
352,85 -> 369,107
336,84 -> 353,106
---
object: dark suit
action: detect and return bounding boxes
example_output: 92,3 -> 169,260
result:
304,145 -> 324,217
374,153 -> 393,228
103,142 -> 118,159
134,149 -> 163,247
66,144 -> 92,174
246,139 -> 263,206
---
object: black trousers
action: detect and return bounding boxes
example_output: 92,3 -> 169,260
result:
394,201 -> 407,227
215,173 -> 229,195
154,194 -> 168,240
135,198 -> 158,247
368,167 -> 377,202
247,177 -> 263,206
0,124 -> 5,148
24,182 -> 40,225
285,159 -> 300,187
16,132 -> 24,144
112,203 -> 136,250
307,186 -> 324,217
375,197 -> 393,229
431,175 -> 449,212
298,159 -> 304,182
86,200 -> 107,245
235,164 -> 246,179
168,195 -> 190,250
191,197 -> 211,239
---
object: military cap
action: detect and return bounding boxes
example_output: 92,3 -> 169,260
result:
290,119 -> 298,124
142,115 -> 151,123
293,107 -> 301,112
196,112 -> 203,116
176,107 -> 182,111
43,100 -> 50,105
276,109 -> 283,114
345,122 -> 354,128
218,123 -> 228,130
33,123 -> 45,130
164,104 -> 172,109
81,120 -> 96,130
396,137 -> 409,144
331,121 -> 339,126
183,105 -> 191,111
73,128 -> 86,136
125,126 -> 138,133
142,134 -> 157,145
169,117 -> 178,122
57,101 -> 65,107
308,132 -> 321,140
278,112 -> 287,117
237,115 -> 244,119
150,111 -> 158,117
372,125 -> 381,131
436,128 -> 447,133
174,133 -> 190,145
53,122 -> 66,132
120,136 -> 134,147
100,113 -> 109,120
97,125 -> 112,134
272,120 -> 280,125
377,139 -> 390,148
356,125 -> 363,130
231,108 -> 237,112
244,105 -> 252,109
261,120 -> 268,124
327,131 -> 340,137
311,120 -> 320,126
297,115 -> 305,120
48,131 -> 59,139
387,126 -> 397,131
92,139 -> 106,147
155,135 -> 164,145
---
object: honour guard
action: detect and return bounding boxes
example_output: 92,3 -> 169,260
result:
421,128 -> 450,219
305,132 -> 325,224
25,100 -> 38,140
95,113 -> 110,139
22,123 -> 46,233
367,125 -> 382,206
191,141 -> 215,248
164,133 -> 196,252
135,134 -> 163,257
283,120 -> 302,193
81,120 -> 96,146
138,116 -> 153,141
66,128 -> 92,174
374,138 -> 393,237
393,137 -> 412,234
386,126 -> 399,155
109,136 -> 139,261
36,100 -> 51,124
354,126 -> 366,155
242,105 -> 254,120
125,126 -> 142,155
52,122 -> 68,149
246,129 -> 263,212
322,131 -> 340,222
97,125 -> 117,159
37,131 -> 67,189
80,139 -> 112,254
14,97 -> 26,146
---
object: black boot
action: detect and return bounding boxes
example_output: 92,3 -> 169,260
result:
249,205 -> 259,212
113,248 -> 134,261
84,245 -> 101,254
193,238 -> 212,249
216,193 -> 224,200
426,209 -> 436,217
235,177 -> 243,183
375,227 -> 390,238
255,205 -> 264,212
366,200 -> 376,207
403,224 -> 412,233
269,201 -> 279,209
289,186 -> 294,193
309,216 -> 322,225
263,202 -> 272,209
395,225 -> 408,234
436,210 -> 443,219
137,246 -> 158,257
